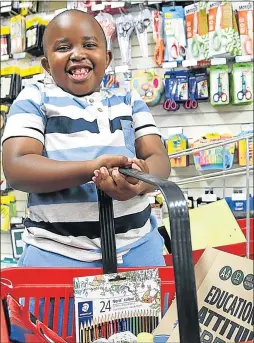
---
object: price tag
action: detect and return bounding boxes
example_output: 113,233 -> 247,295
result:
109,1 -> 125,8
13,52 -> 26,60
241,124 -> 253,132
91,3 -> 105,11
235,56 -> 253,63
202,193 -> 217,202
115,65 -> 129,73
1,55 -> 9,62
182,59 -> 198,68
168,127 -> 183,135
232,192 -> 246,201
162,62 -> 177,69
210,58 -> 227,66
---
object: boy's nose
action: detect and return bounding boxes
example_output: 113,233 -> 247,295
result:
70,47 -> 87,61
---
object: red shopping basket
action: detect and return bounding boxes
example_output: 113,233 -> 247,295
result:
0,266 -> 174,343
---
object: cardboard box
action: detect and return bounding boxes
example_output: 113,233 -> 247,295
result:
154,248 -> 254,342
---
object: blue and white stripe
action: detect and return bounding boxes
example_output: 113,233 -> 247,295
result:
2,82 -> 160,262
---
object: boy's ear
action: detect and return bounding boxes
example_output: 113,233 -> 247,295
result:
41,57 -> 51,75
106,50 -> 113,69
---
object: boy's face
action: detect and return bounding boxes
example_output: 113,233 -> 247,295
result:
41,12 -> 112,96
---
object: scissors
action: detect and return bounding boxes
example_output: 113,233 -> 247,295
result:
163,80 -> 180,111
212,5 -> 229,52
153,11 -> 165,66
184,77 -> 198,110
191,11 -> 205,59
170,40 -> 186,60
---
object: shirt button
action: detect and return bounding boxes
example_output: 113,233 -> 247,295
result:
97,108 -> 103,112
89,99 -> 94,103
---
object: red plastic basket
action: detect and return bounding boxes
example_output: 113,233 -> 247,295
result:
1,266 -> 175,343
0,242 -> 248,343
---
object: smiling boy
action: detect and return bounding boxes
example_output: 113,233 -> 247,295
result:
2,9 -> 170,267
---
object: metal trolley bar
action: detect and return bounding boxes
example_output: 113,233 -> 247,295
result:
98,169 -> 201,343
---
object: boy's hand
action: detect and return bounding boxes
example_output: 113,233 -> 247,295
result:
95,155 -> 132,170
92,159 -> 149,201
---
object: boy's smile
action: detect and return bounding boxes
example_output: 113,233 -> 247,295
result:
41,10 -> 112,97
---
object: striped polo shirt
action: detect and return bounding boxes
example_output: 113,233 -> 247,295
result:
2,82 -> 161,262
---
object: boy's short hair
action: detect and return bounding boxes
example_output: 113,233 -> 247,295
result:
42,9 -> 108,56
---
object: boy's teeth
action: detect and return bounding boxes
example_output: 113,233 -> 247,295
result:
72,68 -> 89,75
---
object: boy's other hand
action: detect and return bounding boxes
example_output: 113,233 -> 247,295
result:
92,159 -> 149,201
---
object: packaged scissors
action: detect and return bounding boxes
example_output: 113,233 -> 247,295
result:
162,6 -> 187,62
234,2 -> 253,56
184,2 -> 209,61
208,2 -> 235,57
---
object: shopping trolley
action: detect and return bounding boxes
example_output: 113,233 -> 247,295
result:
0,168 -> 203,343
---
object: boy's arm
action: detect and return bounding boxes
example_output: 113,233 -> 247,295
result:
135,134 -> 171,194
2,137 -> 131,193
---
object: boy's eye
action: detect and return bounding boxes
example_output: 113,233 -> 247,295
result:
84,43 -> 97,48
56,45 -> 70,51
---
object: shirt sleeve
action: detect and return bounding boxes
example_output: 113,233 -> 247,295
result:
2,83 -> 46,145
130,89 -> 161,140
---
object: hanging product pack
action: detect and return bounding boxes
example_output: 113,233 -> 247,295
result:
163,6 -> 187,62
10,14 -> 26,55
25,17 -> 48,57
168,133 -> 189,167
231,62 -> 253,105
1,26 -> 11,59
184,2 -> 209,61
116,13 -> 134,68
237,130 -> 253,166
152,10 -> 165,67
208,2 -> 235,58
163,71 -> 179,112
234,2 -> 253,56
210,65 -> 229,106
0,66 -> 22,103
192,133 -> 235,171
130,70 -> 163,106
134,9 -> 151,59
0,105 -> 8,133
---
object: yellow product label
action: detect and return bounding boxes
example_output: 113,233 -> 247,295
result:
1,204 -> 10,231
0,105 -> 9,113
0,26 -> 10,35
1,66 -> 21,76
164,13 -> 173,19
20,66 -> 43,77
10,14 -> 23,24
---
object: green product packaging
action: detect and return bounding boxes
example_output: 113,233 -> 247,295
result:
231,63 -> 253,105
210,65 -> 230,106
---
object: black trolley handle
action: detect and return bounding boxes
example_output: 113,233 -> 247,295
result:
97,168 -> 200,343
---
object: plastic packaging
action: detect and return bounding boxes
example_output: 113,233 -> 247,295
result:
130,70 -> 163,106
184,2 -> 209,60
134,9 -> 151,58
192,133 -> 235,171
231,63 -> 253,105
168,134 -> 189,167
163,6 -> 187,62
237,130 -> 253,166
116,14 -> 134,67
235,2 -> 253,56
210,65 -> 229,106
10,15 -> 26,54
208,2 -> 234,57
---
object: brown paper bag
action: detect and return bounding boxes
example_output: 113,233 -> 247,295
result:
154,248 -> 254,343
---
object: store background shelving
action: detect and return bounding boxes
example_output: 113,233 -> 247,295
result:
1,1 -> 253,259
